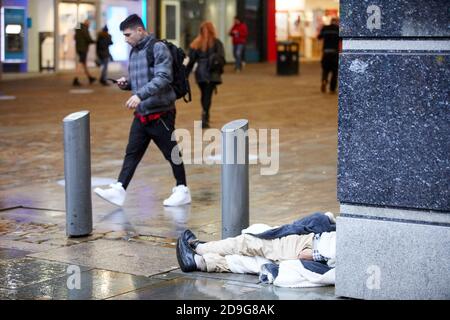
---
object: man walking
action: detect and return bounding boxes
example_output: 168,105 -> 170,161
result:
318,17 -> 340,94
73,19 -> 96,86
96,25 -> 113,86
94,14 -> 191,207
229,16 -> 248,72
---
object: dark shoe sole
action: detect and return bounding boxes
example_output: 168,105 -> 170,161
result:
176,237 -> 197,272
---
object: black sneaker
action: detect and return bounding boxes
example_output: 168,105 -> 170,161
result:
88,76 -> 97,85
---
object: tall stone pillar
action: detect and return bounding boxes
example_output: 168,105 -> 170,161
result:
336,0 -> 450,299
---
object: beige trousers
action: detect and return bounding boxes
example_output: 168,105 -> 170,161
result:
197,233 -> 314,273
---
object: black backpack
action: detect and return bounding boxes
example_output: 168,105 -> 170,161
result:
146,39 -> 192,103
208,41 -> 226,75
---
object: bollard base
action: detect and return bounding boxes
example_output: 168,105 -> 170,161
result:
67,233 -> 92,238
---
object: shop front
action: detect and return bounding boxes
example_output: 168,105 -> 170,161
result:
275,0 -> 339,60
5,0 -> 149,73
159,0 -> 237,63
56,0 -> 148,71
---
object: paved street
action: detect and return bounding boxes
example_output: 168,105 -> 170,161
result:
0,62 -> 340,299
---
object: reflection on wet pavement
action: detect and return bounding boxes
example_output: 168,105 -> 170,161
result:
28,239 -> 179,277
162,205 -> 191,237
0,257 -> 90,290
0,248 -> 31,261
242,284 -> 339,300
96,208 -> 138,237
1,268 -> 160,300
110,277 -> 261,300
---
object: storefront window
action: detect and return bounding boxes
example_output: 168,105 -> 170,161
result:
275,0 -> 339,60
160,0 -> 236,61
241,0 -> 263,62
105,6 -> 129,62
58,2 -> 96,70
101,0 -> 143,62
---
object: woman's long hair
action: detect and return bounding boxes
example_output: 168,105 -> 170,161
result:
190,21 -> 217,52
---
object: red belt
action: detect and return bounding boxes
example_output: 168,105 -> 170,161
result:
134,111 -> 165,125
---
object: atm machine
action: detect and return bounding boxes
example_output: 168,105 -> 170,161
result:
1,6 -> 27,71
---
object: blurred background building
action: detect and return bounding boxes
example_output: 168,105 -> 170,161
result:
0,0 -> 340,75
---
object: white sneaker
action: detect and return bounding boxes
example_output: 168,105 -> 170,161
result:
94,182 -> 126,207
163,185 -> 191,206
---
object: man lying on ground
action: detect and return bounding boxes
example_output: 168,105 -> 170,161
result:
176,212 -> 337,287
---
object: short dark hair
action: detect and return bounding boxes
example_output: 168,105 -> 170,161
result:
120,14 -> 145,31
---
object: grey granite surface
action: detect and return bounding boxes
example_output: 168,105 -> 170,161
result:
335,216 -> 450,299
340,204 -> 450,224
338,52 -> 450,211
340,0 -> 450,37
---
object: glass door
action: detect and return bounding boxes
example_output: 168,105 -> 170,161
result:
58,2 -> 96,70
239,0 -> 263,62
161,0 -> 180,47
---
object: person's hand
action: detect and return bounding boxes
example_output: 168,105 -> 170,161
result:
126,95 -> 141,109
117,77 -> 128,89
298,249 -> 313,260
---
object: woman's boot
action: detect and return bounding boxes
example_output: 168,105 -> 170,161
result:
202,111 -> 210,129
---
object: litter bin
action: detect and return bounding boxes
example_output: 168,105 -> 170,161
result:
276,41 -> 299,75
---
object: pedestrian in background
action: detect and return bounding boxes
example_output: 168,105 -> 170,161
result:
96,25 -> 113,86
318,17 -> 340,94
94,14 -> 191,207
229,16 -> 248,73
186,21 -> 225,129
73,19 -> 96,86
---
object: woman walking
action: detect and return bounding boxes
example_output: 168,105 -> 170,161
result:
186,21 -> 225,128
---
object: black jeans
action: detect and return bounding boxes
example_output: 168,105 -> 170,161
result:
118,111 -> 187,189
321,53 -> 339,92
198,82 -> 216,120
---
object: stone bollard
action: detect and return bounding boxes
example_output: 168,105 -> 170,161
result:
221,119 -> 249,239
63,111 -> 92,237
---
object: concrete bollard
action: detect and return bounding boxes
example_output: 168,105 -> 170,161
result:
63,111 -> 92,237
221,119 -> 249,239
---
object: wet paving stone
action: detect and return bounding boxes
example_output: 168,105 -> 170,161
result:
0,240 -> 60,253
0,208 -> 65,226
109,276 -> 261,300
1,269 -> 161,300
150,272 -> 184,281
240,285 -> 340,300
0,248 -> 31,260
0,288 -> 15,300
0,257 -> 91,290
29,239 -> 179,277
172,270 -> 261,284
